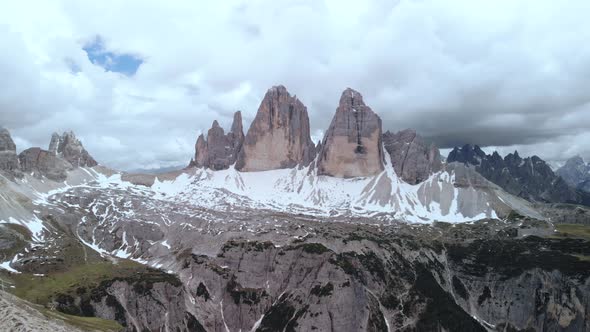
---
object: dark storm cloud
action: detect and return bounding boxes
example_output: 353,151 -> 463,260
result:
0,0 -> 589,169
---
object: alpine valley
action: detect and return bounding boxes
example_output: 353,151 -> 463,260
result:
1,86 -> 590,332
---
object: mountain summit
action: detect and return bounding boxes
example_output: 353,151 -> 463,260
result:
235,85 -> 316,171
192,111 -> 244,170
48,131 -> 98,168
447,145 -> 590,205
0,128 -> 21,179
557,156 -> 590,192
316,88 -> 384,178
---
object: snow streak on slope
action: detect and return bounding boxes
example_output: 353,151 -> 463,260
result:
150,151 -> 500,223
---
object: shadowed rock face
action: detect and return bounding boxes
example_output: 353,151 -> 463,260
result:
557,156 -> 590,193
193,134 -> 208,167
49,131 -> 98,168
317,88 -> 384,178
448,145 -> 590,206
383,129 -> 442,184
18,147 -> 72,182
192,111 -> 245,170
0,128 -> 21,178
235,86 -> 316,171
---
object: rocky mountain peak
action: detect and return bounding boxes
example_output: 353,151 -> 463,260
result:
383,129 -> 442,184
230,111 -> 243,136
565,155 -> 585,167
191,111 -> 245,170
491,151 -> 502,160
448,147 -> 590,205
49,131 -> 98,168
339,87 -> 366,110
448,144 -> 487,165
48,132 -> 60,154
0,128 -> 17,152
235,85 -> 316,171
316,88 -> 384,178
18,147 -> 72,182
557,156 -> 590,193
0,127 -> 21,178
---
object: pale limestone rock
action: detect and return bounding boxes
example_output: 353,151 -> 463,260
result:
236,86 -> 316,171
317,88 -> 384,178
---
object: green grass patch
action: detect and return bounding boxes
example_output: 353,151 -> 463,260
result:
287,242 -> 330,254
553,224 -> 590,240
9,259 -> 145,304
40,307 -> 123,331
573,254 -> 590,262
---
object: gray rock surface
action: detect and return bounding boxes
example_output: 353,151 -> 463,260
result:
383,129 -> 442,184
2,165 -> 590,331
52,272 -> 203,332
18,147 -> 72,182
557,156 -> 590,193
192,111 -> 245,170
0,290 -> 89,332
0,128 -> 21,178
193,134 -> 208,167
49,131 -> 98,168
448,145 -> 590,206
317,88 -> 384,177
236,85 -> 316,171
48,132 -> 60,154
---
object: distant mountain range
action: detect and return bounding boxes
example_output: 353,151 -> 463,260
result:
447,145 -> 590,206
557,156 -> 590,193
126,165 -> 185,175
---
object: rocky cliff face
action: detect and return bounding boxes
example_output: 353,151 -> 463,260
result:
18,147 -> 73,182
49,131 -> 97,168
383,129 -> 442,184
448,145 -> 590,206
191,111 -> 244,170
235,86 -> 316,171
317,88 -> 384,178
0,290 -> 93,332
557,156 -> 590,193
51,270 -> 203,331
0,128 -> 21,179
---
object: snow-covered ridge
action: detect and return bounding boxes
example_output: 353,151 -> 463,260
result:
1,152 -> 505,249
148,151 -> 501,223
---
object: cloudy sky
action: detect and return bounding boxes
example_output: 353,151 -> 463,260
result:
1,0 -> 589,170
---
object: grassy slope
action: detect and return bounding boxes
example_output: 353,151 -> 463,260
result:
9,259 -> 146,304
39,306 -> 123,331
553,223 -> 590,240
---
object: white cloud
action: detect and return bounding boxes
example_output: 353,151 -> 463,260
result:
0,0 -> 589,170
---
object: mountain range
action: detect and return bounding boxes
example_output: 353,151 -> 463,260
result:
0,85 -> 589,331
557,156 -> 590,193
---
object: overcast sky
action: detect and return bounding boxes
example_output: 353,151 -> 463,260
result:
1,0 -> 589,170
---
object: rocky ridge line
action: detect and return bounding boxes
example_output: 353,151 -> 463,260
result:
190,111 -> 244,170
447,144 -> 590,206
383,129 -> 442,184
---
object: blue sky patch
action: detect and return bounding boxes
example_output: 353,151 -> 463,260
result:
83,36 -> 142,76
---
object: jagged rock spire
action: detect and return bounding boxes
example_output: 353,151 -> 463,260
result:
383,129 -> 442,184
316,88 -> 384,178
0,128 -> 21,178
49,131 -> 98,167
192,110 -> 245,170
235,85 -> 316,171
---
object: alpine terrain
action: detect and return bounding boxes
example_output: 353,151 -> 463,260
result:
1,86 -> 590,332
